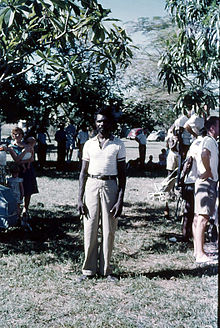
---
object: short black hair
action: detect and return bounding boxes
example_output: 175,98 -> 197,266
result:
94,106 -> 115,122
204,116 -> 219,130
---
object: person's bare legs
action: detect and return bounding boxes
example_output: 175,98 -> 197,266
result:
194,214 -> 209,262
192,214 -> 198,257
23,195 -> 31,215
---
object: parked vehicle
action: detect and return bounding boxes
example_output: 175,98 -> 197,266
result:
147,130 -> 166,142
126,128 -> 143,140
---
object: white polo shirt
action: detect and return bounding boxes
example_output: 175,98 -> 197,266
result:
196,136 -> 219,181
82,135 -> 126,175
184,136 -> 203,184
184,114 -> 204,136
174,115 -> 191,145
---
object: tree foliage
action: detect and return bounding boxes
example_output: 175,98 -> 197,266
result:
158,0 -> 219,112
0,0 -> 133,86
115,16 -> 179,129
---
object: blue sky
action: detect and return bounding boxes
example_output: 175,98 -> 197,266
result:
99,0 -> 167,22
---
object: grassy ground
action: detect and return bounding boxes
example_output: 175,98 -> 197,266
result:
0,166 -> 218,328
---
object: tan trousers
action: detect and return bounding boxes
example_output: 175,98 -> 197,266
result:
82,177 -> 118,276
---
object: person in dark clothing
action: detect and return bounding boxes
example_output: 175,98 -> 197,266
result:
55,124 -> 67,170
37,127 -> 51,169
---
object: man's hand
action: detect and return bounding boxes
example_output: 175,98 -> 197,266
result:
78,200 -> 86,216
110,200 -> 123,218
200,170 -> 213,181
78,160 -> 89,217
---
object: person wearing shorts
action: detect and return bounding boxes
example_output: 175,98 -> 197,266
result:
193,116 -> 219,263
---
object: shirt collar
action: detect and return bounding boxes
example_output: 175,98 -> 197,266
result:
93,134 -> 114,141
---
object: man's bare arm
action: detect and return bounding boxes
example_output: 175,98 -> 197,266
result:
78,160 -> 89,215
110,160 -> 126,218
200,148 -> 213,180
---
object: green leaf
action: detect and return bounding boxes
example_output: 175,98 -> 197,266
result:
99,60 -> 108,73
67,72 -> 74,85
36,50 -> 47,59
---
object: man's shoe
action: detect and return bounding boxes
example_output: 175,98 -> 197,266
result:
77,275 -> 94,283
106,275 -> 119,282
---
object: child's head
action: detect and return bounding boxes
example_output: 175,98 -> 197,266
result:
161,148 -> 166,154
149,155 -> 153,161
11,127 -> 24,137
10,163 -> 20,177
26,136 -> 36,147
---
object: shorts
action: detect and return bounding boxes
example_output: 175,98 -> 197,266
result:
194,178 -> 217,216
166,150 -> 179,171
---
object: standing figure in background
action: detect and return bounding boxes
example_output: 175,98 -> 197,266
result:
174,109 -> 192,160
7,127 -> 38,221
7,163 -> 24,219
55,124 -> 67,170
135,130 -> 146,168
193,116 -> 219,263
65,119 -> 76,162
0,144 -> 7,185
77,124 -> 89,163
166,136 -> 180,176
158,148 -> 167,169
180,126 -> 205,242
37,127 -> 51,169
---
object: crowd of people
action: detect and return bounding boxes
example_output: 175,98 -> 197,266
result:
77,107 -> 218,282
165,109 -> 219,264
0,120 -> 89,230
0,107 -> 218,278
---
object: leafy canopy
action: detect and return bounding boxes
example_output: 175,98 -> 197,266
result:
158,0 -> 219,112
0,0 -> 133,86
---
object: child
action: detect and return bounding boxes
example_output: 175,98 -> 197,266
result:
0,145 -> 7,185
8,137 -> 36,172
158,148 -> 167,167
7,163 -> 32,231
7,164 -> 24,219
19,137 -> 36,171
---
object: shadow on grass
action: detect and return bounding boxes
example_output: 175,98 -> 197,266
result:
0,207 -> 84,264
120,264 -> 218,280
126,169 -> 167,178
0,205 -> 218,279
35,167 -> 80,180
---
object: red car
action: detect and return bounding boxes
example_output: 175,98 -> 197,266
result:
126,128 -> 143,140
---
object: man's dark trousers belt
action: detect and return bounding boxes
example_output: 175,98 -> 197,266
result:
88,174 -> 117,180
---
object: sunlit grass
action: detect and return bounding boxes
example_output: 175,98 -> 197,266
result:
0,172 -> 218,328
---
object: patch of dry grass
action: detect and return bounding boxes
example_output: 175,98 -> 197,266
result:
0,172 -> 218,328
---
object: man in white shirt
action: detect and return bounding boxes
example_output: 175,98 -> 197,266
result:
184,113 -> 205,140
174,110 -> 192,159
78,107 -> 126,282
180,117 -> 206,241
193,116 -> 219,263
